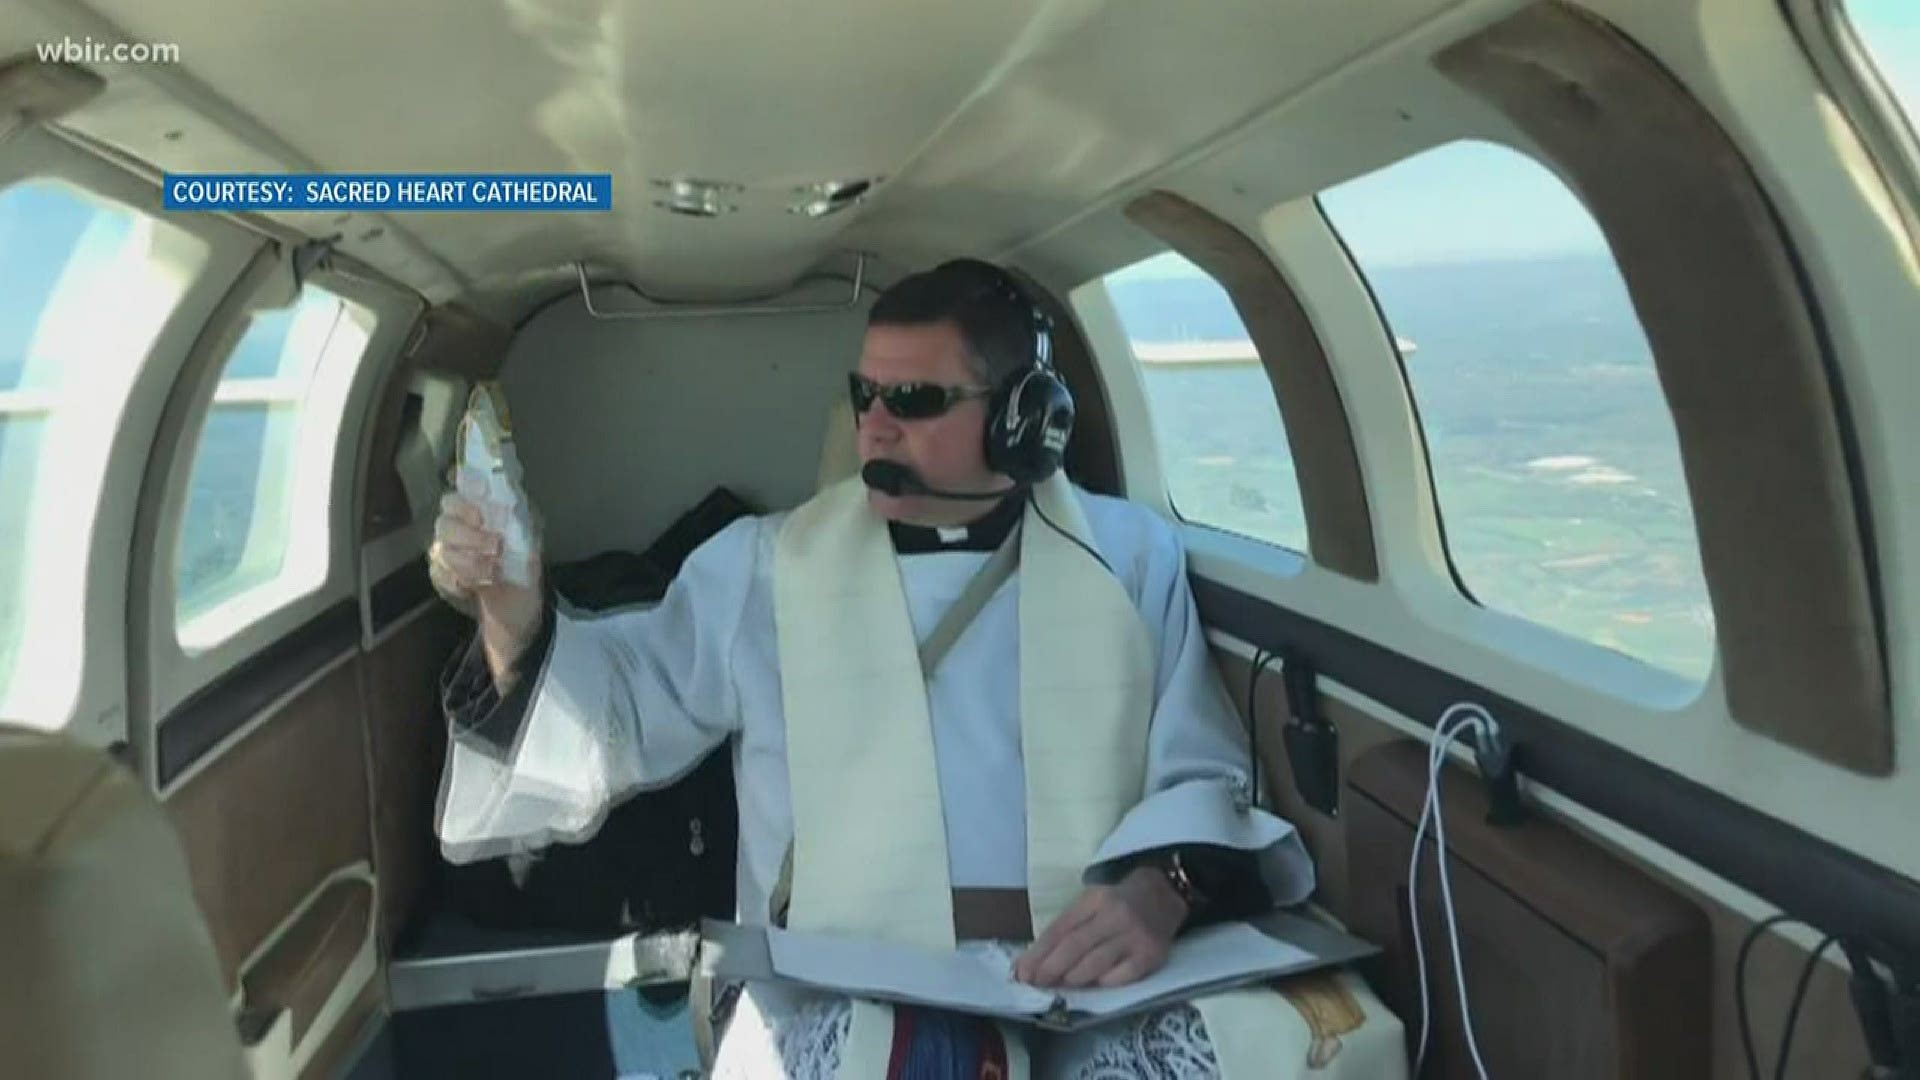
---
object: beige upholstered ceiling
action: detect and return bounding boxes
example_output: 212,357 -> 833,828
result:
3,0 -> 1476,312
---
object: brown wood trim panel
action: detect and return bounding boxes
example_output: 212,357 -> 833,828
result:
157,600 -> 360,787
166,660 -> 373,990
1191,576 -> 1920,965
1349,740 -> 1711,1077
1435,2 -> 1889,773
361,605 -> 463,953
299,976 -> 384,1080
240,877 -> 374,1048
1213,645 -> 1400,923
1220,678 -> 1873,1078
1125,191 -> 1378,581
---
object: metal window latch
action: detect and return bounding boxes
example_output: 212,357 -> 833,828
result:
291,236 -> 339,289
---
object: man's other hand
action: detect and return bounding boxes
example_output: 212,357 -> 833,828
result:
1012,867 -> 1188,989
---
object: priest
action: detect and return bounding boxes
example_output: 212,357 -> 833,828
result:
429,258 -> 1402,1078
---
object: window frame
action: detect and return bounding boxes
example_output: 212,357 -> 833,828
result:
0,130 -> 268,750
1311,210 -> 1478,608
1075,199 -> 1714,708
170,282 -> 380,647
1061,1 -> 1908,897
1068,270 -> 1313,586
138,250 -> 420,770
1311,138 -> 1720,687
1791,0 -> 1920,243
1088,250 -> 1316,559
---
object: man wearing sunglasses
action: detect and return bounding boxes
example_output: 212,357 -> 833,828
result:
429,261 -> 1362,1079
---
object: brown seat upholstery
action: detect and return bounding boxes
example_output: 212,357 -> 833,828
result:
0,726 -> 248,1080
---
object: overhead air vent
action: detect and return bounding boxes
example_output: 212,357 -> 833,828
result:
651,177 -> 742,218
789,177 -> 881,218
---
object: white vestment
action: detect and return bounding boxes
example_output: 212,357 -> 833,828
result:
434,478 -> 1402,1078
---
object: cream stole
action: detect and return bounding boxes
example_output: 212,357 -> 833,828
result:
772,474 -> 1365,1080
773,472 -> 1153,947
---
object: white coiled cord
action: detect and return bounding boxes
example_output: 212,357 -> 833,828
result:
1408,702 -> 1497,1080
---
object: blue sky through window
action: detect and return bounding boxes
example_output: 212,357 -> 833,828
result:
1844,0 -> 1919,118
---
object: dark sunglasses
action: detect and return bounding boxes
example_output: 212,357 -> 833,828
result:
847,373 -> 993,420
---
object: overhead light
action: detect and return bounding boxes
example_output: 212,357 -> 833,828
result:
654,197 -> 737,218
651,177 -> 743,218
788,176 -> 880,218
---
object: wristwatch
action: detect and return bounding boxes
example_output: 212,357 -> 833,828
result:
1158,849 -> 1211,920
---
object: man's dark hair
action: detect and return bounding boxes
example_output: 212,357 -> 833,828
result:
867,258 -> 1036,386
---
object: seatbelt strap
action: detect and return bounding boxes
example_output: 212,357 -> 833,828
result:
917,530 -> 1021,676
768,531 -> 1020,928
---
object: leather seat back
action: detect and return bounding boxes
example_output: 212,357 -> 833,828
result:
817,392 -> 861,491
0,727 -> 248,1080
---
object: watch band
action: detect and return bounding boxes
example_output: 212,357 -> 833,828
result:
1161,849 -> 1209,916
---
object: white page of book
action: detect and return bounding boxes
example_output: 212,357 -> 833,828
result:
766,930 -> 1056,1016
764,920 -> 1318,1023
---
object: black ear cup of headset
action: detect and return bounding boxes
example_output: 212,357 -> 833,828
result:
980,272 -> 1076,485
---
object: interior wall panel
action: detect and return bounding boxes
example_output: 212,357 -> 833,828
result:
499,288 -> 871,562
1214,646 -> 1873,1079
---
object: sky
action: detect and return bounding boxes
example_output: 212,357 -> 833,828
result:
1847,0 -> 1920,115
1317,140 -> 1606,269
1102,139 -> 1613,281
1114,1 -> 1918,280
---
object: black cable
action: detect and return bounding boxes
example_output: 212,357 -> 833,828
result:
1029,495 -> 1111,574
1245,649 -> 1282,810
1839,939 -> 1904,1071
1246,648 -> 1267,809
1738,913 -> 1854,1080
1776,933 -> 1842,1080
1029,491 -> 1278,814
1739,914 -> 1799,1080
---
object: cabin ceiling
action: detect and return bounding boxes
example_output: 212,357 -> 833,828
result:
3,0 -> 1488,315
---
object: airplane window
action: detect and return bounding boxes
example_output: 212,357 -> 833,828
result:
1098,252 -> 1309,554
1837,0 -> 1919,131
1318,140 -> 1715,681
174,284 -> 375,646
0,179 -> 207,721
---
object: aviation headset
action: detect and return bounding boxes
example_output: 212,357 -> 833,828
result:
974,266 -> 1077,486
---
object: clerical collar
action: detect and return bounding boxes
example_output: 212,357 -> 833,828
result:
888,490 -> 1026,554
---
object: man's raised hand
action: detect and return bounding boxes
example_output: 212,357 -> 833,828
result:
1012,867 -> 1188,989
428,492 -> 547,690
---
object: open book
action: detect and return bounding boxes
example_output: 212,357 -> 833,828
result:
699,911 -> 1376,1032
